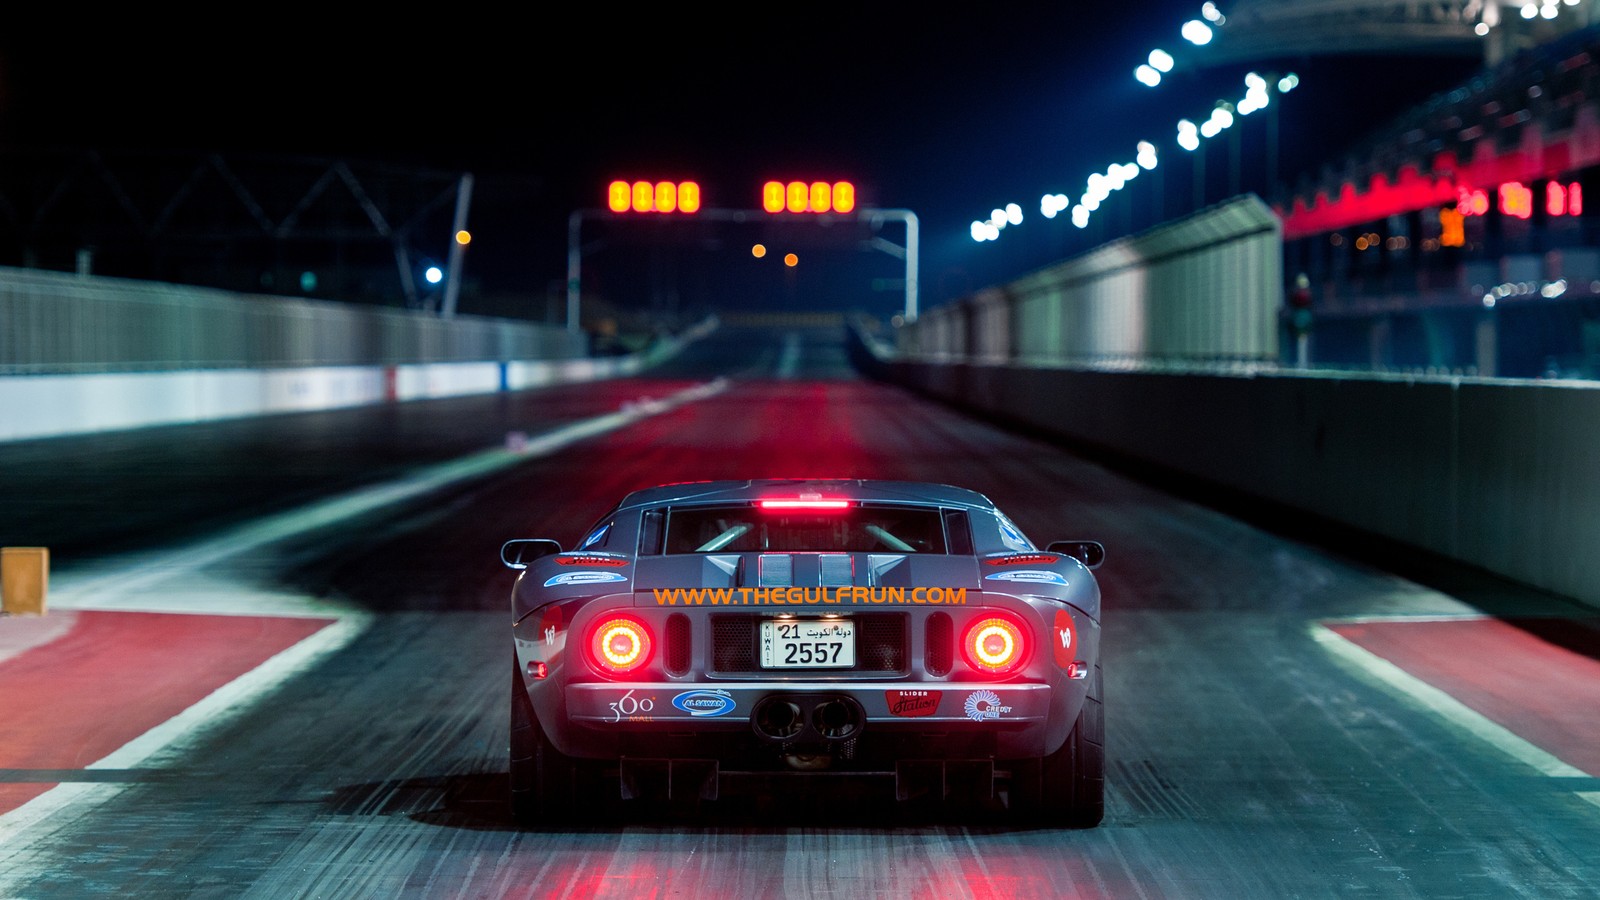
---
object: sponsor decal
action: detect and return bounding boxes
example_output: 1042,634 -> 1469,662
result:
606,689 -> 656,723
651,587 -> 967,606
1053,609 -> 1076,667
544,571 -> 628,587
538,606 -> 563,649
984,570 -> 1068,585
885,690 -> 941,717
963,689 -> 1013,722
671,689 -> 736,717
996,515 -> 1033,552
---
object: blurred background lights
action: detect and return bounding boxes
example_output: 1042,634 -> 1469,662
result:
1149,49 -> 1174,72
1201,2 -> 1224,23
424,267 -> 442,285
1136,64 -> 1162,86
1182,20 -> 1213,44
1005,203 -> 1023,225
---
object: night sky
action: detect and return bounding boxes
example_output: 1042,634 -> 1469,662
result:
0,10 -> 1483,312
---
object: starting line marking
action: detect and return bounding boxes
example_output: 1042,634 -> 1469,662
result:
0,377 -> 730,884
1310,622 -> 1600,812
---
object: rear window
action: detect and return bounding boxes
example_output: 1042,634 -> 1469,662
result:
662,504 -> 948,554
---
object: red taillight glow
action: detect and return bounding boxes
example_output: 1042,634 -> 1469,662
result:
589,616 -> 653,675
757,499 -> 851,511
984,553 -> 1059,566
963,615 -> 1028,675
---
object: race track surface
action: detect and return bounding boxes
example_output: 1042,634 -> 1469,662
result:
2,324 -> 1597,898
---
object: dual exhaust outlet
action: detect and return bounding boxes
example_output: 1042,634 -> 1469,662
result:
751,694 -> 863,744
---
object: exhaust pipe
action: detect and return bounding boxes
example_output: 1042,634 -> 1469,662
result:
812,698 -> 861,740
752,698 -> 804,741
751,695 -> 863,743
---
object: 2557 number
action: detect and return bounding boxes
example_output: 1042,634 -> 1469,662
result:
784,642 -> 844,665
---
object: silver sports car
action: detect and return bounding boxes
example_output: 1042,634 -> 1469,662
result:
502,478 -> 1105,825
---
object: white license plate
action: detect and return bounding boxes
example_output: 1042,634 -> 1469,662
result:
760,619 -> 855,668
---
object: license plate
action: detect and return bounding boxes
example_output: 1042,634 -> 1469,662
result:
760,619 -> 855,668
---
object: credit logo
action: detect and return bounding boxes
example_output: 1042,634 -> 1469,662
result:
963,689 -> 1013,722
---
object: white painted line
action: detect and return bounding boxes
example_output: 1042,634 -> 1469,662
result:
1310,623 -> 1588,779
0,614 -> 369,887
49,377 -> 729,616
0,376 -> 731,879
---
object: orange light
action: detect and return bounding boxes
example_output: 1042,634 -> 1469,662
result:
1500,181 -> 1532,220
963,615 -> 1028,674
589,615 -> 653,675
632,181 -> 655,213
786,181 -> 808,213
1458,187 -> 1490,217
833,181 -> 856,213
810,181 -> 832,213
752,244 -> 767,258
1439,208 -> 1465,247
608,181 -> 631,212
655,181 -> 678,213
783,252 -> 798,267
762,181 -> 786,213
679,181 -> 702,213
454,230 -> 471,245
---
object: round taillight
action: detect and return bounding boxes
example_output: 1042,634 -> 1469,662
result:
963,615 -> 1028,675
589,616 -> 653,675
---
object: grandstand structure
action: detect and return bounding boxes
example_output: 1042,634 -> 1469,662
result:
1139,2 -> 1600,378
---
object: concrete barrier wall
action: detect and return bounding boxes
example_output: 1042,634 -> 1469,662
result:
0,318 -> 716,443
0,266 -> 582,373
857,333 -> 1600,610
900,196 -> 1282,366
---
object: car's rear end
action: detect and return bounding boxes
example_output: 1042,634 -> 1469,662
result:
508,481 -> 1104,825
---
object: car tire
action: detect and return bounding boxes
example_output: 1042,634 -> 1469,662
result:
1011,663 -> 1104,828
509,654 -> 578,825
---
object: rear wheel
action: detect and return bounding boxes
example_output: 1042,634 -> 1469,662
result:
509,654 -> 578,825
1011,663 -> 1104,827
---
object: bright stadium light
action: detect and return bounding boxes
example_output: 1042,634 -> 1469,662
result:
1005,203 -> 1023,225
1136,64 -> 1162,86
1278,73 -> 1299,92
1149,49 -> 1174,72
1521,3 -> 1537,17
1202,2 -> 1224,23
1137,140 -> 1158,169
1071,205 -> 1091,228
425,266 -> 443,284
1178,118 -> 1201,151
1182,20 -> 1213,44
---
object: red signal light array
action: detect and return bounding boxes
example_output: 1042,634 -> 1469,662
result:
608,180 -> 702,214
762,180 -> 856,214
